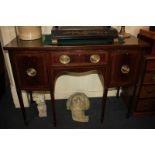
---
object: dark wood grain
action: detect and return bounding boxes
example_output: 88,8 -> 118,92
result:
143,71 -> 155,84
132,30 -> 155,117
109,50 -> 141,87
4,35 -> 154,126
3,35 -> 149,51
136,98 -> 155,112
13,52 -> 49,90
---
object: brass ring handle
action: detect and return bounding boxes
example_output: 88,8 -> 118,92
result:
121,65 -> 130,74
59,55 -> 71,64
26,68 -> 37,77
90,54 -> 101,64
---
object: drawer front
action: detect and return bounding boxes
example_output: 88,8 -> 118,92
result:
143,71 -> 155,84
80,52 -> 107,65
53,52 -> 79,66
136,99 -> 155,112
110,50 -> 141,86
52,50 -> 108,66
14,53 -> 48,90
139,85 -> 155,98
146,60 -> 155,71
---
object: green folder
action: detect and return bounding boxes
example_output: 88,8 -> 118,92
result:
43,35 -> 114,46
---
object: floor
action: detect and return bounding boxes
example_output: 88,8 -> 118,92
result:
1,87 -> 155,129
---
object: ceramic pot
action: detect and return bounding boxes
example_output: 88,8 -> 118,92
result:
18,26 -> 42,40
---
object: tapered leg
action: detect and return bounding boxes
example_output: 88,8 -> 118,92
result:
116,87 -> 120,98
126,86 -> 137,119
101,88 -> 108,123
126,96 -> 134,118
126,109 -> 130,118
17,90 -> 28,126
50,76 -> 57,127
126,98 -> 133,118
51,91 -> 56,127
29,91 -> 35,105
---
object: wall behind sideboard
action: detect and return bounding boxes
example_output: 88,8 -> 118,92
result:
0,26 -> 149,105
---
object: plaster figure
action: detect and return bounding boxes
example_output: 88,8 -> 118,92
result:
32,93 -> 47,117
66,92 -> 90,122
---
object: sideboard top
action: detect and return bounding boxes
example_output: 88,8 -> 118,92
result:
4,35 -> 150,51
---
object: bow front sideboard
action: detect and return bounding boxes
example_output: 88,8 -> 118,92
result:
4,35 -> 153,127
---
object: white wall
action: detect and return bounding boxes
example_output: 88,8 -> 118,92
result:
0,26 -> 29,108
0,26 -> 149,108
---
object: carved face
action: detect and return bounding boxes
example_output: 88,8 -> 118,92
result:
67,93 -> 90,111
71,95 -> 85,109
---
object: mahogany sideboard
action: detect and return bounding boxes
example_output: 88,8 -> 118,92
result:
4,35 -> 153,127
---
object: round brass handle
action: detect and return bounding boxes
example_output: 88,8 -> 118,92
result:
121,65 -> 130,74
59,55 -> 71,64
90,54 -> 101,64
26,68 -> 37,77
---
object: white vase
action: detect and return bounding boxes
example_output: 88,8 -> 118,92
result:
17,26 -> 42,40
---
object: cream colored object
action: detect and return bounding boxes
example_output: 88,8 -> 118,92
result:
17,26 -> 42,40
67,92 -> 90,122
32,92 -> 47,117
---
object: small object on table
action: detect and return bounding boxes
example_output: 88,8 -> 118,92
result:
118,34 -> 125,43
119,26 -> 130,38
16,26 -> 42,40
51,26 -> 118,45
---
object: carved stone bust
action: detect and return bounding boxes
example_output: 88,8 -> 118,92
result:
66,92 -> 90,122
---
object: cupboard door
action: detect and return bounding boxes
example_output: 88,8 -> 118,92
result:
14,53 -> 48,90
110,50 -> 141,86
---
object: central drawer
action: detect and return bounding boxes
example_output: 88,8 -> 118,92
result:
52,50 -> 108,66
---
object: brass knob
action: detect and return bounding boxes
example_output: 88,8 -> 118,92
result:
26,68 -> 37,77
59,55 -> 71,64
121,65 -> 130,74
90,54 -> 101,63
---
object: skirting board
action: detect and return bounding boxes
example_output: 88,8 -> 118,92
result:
44,89 -> 118,100
12,89 -> 118,108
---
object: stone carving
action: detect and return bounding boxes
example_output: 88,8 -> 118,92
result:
66,92 -> 90,122
32,92 -> 47,117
